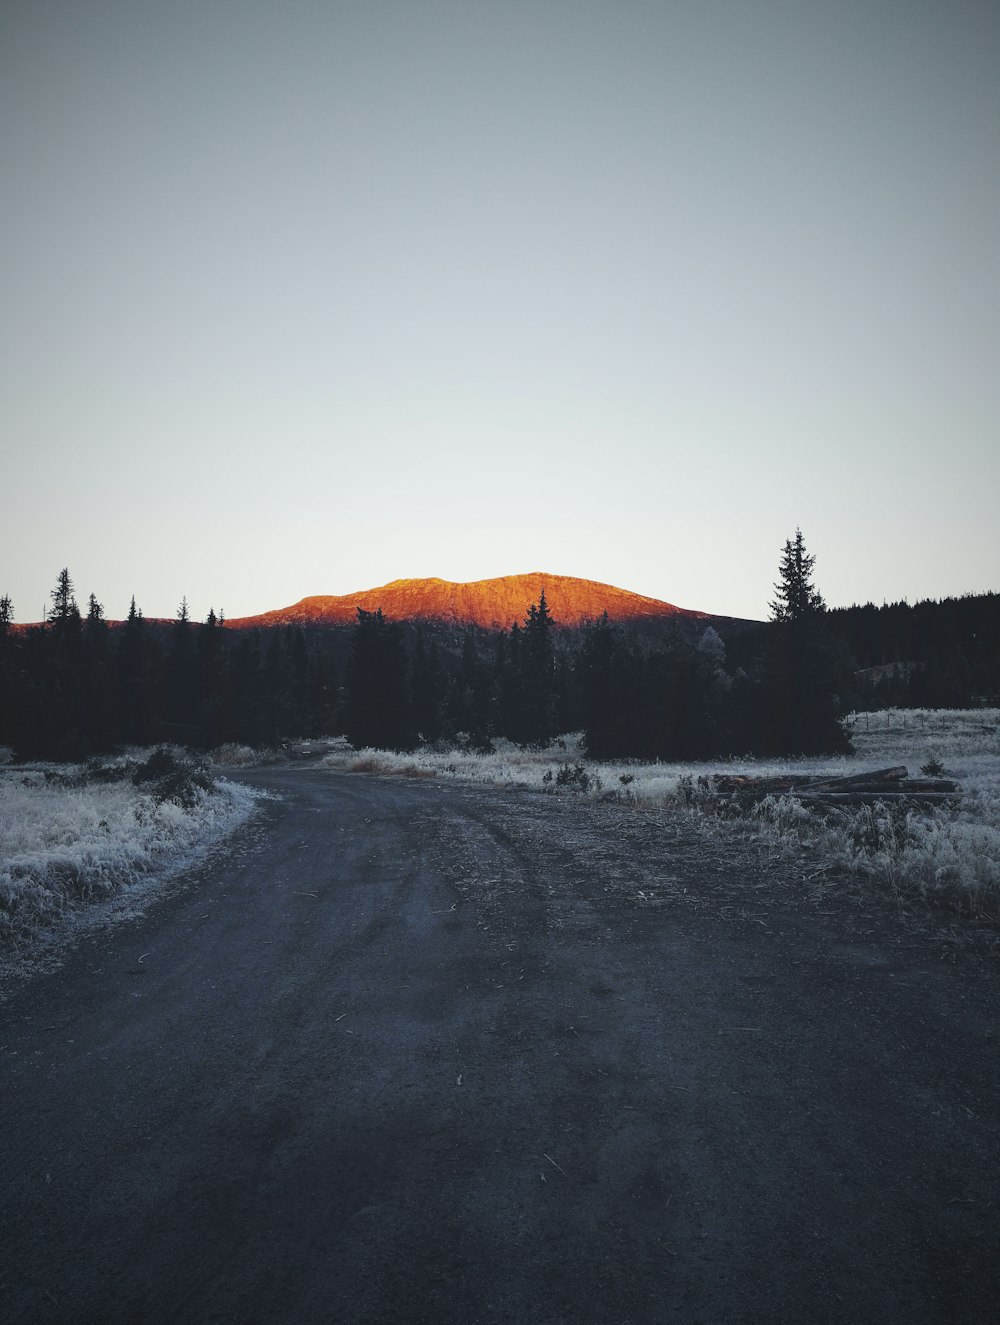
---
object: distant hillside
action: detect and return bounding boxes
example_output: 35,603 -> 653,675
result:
226,573 -> 717,631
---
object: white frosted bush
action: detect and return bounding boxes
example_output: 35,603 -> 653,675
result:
0,764 -> 260,944
209,743 -> 271,768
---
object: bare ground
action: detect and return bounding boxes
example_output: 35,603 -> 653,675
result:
2,766 -> 998,1323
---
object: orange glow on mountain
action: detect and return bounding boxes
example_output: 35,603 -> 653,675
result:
226,573 -> 709,631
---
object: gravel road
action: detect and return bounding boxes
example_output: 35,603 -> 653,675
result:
2,766 -> 998,1323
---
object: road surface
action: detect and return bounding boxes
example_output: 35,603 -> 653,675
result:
2,766 -> 998,1323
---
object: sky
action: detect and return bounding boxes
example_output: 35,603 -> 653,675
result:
2,0 -> 998,625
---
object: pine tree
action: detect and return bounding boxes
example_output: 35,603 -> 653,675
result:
512,592 -> 557,746
762,529 -> 851,754
167,594 -> 198,730
86,593 -> 104,627
48,567 -> 81,632
411,627 -> 448,744
345,609 -> 414,751
579,613 -> 619,758
118,596 -> 154,744
770,529 -> 826,622
698,625 -> 726,670
451,629 -> 496,750
0,595 -> 13,752
80,594 -> 114,750
197,608 -> 227,745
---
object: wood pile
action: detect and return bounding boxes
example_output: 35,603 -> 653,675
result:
710,766 -> 960,808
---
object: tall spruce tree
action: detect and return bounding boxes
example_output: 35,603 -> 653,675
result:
118,596 -> 155,745
167,595 -> 198,732
770,528 -> 826,622
47,567 -> 81,634
508,592 -> 557,746
0,595 -> 13,752
79,593 -> 111,746
762,529 -> 851,754
197,608 -> 227,746
85,593 -> 106,631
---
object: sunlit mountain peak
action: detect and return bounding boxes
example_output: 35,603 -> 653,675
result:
227,573 -> 709,630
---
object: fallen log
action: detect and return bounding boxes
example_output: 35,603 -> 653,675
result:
796,791 -> 961,807
800,766 -> 908,791
896,778 -> 958,793
713,774 -> 824,793
712,767 -> 908,795
801,780 -> 911,795
710,766 -> 960,807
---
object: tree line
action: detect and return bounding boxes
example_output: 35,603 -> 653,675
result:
827,592 -> 1000,710
1,534 -> 996,763
0,575 -> 339,760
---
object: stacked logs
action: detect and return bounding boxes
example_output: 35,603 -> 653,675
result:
710,766 -> 960,808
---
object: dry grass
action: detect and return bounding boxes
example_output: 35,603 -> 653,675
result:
324,712 -> 1000,920
1,754 -> 261,949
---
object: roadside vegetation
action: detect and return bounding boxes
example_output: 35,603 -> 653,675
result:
323,709 -> 1000,922
2,531 -> 997,934
0,746 -> 260,951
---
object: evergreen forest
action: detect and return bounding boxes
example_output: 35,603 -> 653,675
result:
1,536 -> 997,763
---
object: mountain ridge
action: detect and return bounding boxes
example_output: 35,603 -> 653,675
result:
225,572 -> 715,631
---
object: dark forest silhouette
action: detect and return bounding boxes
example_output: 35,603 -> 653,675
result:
1,541 -> 997,762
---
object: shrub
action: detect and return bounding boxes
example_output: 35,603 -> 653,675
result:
132,746 -> 214,807
0,760 -> 259,947
209,743 -> 269,768
543,762 -> 603,795
84,756 -> 134,784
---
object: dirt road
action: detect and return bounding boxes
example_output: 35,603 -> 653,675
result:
2,767 -> 998,1323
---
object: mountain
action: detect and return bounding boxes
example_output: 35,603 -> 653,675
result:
226,573 -> 714,631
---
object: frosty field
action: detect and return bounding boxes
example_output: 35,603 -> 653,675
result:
323,709 -> 1000,920
0,751 -> 260,956
3,709 -> 996,967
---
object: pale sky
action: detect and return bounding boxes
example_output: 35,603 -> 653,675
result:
2,0 -> 998,624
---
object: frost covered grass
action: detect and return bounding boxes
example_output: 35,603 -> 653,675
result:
774,709 -> 1000,917
321,731 -> 863,803
0,747 -> 260,949
324,737 -> 600,792
207,742 -> 276,768
324,711 -> 1000,919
